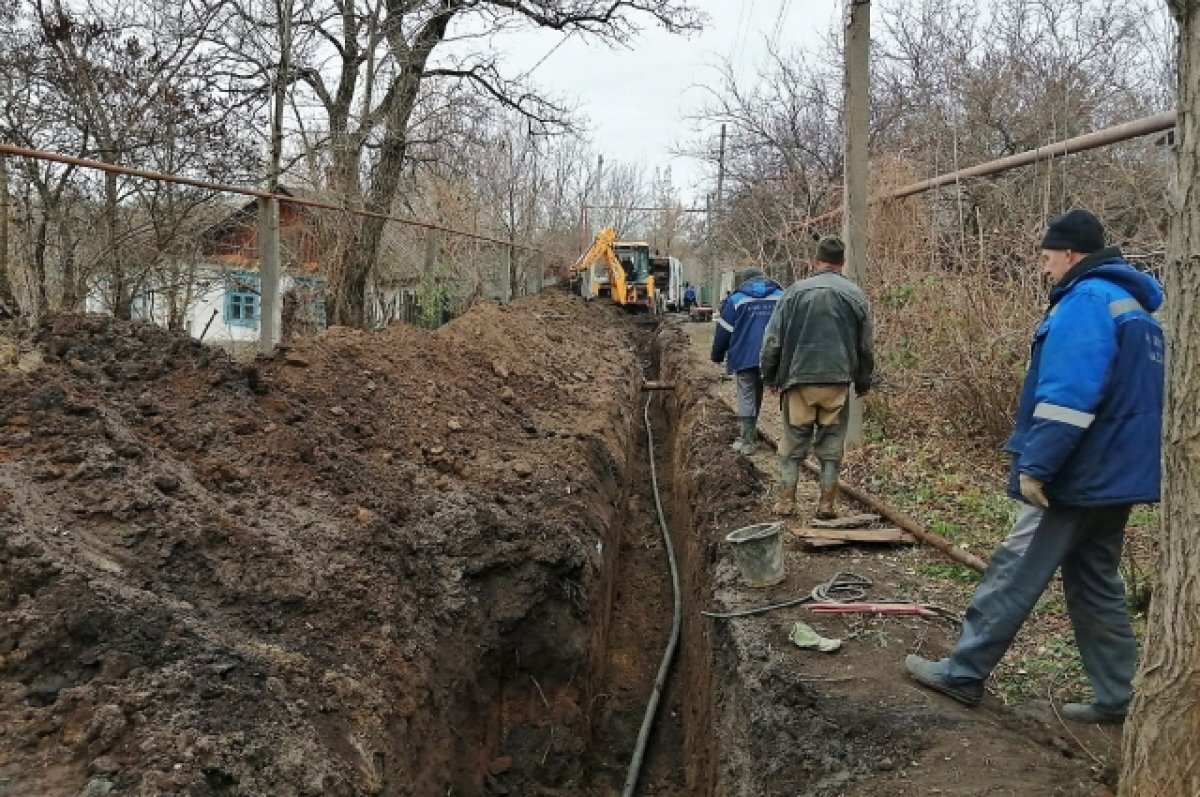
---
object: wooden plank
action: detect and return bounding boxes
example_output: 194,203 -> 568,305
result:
809,513 -> 881,529
793,526 -> 915,544
797,537 -> 847,550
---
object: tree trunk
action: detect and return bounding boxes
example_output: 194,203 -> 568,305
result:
1118,2 -> 1200,795
0,158 -> 14,317
327,2 -> 460,327
59,219 -> 80,312
102,167 -> 131,320
32,215 -> 51,318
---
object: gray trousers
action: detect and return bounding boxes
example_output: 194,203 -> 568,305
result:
778,389 -> 848,487
945,503 -> 1136,713
734,368 -> 764,419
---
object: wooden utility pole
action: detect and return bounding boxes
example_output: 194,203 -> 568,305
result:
842,0 -> 871,447
258,197 -> 281,354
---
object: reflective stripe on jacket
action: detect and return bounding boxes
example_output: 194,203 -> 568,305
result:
1005,249 -> 1164,506
711,277 -> 785,373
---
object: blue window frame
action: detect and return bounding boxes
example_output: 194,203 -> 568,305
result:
225,277 -> 260,328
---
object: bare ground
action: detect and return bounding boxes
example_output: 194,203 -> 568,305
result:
0,298 -> 1125,797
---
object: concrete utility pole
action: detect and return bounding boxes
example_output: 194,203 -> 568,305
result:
842,0 -> 871,447
258,197 -> 281,355
714,125 -> 727,292
580,155 -> 604,299
716,123 -> 727,220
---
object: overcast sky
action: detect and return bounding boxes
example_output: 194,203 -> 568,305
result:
488,0 -> 843,201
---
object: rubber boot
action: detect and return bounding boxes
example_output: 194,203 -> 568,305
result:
731,417 -> 757,454
740,417 -> 758,452
815,459 -> 840,519
772,482 -> 798,516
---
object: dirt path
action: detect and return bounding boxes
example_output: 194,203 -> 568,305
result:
675,319 -> 1120,796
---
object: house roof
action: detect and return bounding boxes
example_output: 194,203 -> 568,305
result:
199,186 -> 300,246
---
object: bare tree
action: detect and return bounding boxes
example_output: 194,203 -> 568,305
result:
0,0 -> 258,321
282,0 -> 699,327
683,41 -> 845,281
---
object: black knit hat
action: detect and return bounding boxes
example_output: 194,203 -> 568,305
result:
735,266 -> 765,285
1041,209 -> 1105,253
816,235 -> 845,265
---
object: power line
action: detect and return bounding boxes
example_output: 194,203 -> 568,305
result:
769,0 -> 791,50
517,30 -> 574,82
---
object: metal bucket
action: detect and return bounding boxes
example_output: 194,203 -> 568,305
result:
724,522 -> 786,587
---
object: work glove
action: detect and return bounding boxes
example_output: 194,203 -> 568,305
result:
1019,473 -> 1049,509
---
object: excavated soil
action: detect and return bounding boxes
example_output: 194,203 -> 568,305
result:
0,293 -> 678,796
0,294 -> 1119,797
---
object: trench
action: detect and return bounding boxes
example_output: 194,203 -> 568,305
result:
423,322 -> 718,797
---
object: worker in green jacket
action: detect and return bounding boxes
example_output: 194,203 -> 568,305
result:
760,236 -> 875,518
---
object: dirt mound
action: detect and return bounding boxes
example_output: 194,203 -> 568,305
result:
0,293 -> 645,796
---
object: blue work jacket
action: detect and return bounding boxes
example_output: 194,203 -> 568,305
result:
1006,249 -> 1164,506
711,277 -> 785,374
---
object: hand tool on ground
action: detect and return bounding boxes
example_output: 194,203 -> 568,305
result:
807,602 -> 937,617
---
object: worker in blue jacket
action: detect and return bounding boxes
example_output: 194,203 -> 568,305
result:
906,208 -> 1164,725
711,267 -> 785,454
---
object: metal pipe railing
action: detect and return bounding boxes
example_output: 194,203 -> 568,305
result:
0,141 -> 536,250
794,110 -> 1178,229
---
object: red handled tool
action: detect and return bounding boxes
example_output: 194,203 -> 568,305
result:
808,602 -> 937,617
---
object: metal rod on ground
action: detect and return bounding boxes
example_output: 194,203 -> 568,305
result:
621,394 -> 682,797
801,461 -> 987,573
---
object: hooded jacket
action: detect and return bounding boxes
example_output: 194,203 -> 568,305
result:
711,276 -> 785,373
1006,247 -> 1164,506
759,269 -> 874,390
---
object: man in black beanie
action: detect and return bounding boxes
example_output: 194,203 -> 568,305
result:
760,235 -> 874,518
905,208 -> 1165,725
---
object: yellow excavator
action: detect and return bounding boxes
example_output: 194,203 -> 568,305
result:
571,227 -> 657,312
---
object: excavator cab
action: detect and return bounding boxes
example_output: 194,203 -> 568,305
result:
615,243 -> 651,283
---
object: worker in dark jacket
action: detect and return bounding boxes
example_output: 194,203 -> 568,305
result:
760,236 -> 874,517
712,267 -> 785,454
906,208 -> 1164,725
